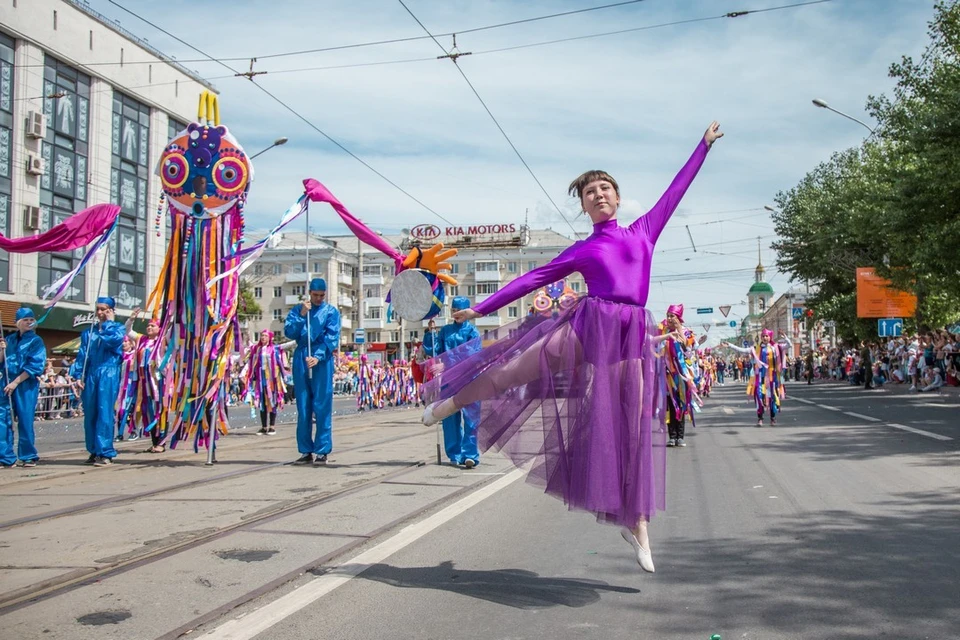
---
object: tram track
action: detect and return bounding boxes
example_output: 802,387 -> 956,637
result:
0,437 -> 441,615
0,428 -> 430,533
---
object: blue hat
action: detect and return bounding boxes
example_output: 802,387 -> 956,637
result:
96,296 -> 116,308
15,308 -> 35,321
309,277 -> 327,292
451,296 -> 471,311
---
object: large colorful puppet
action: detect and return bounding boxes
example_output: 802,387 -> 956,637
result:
531,280 -> 578,317
146,94 -> 253,451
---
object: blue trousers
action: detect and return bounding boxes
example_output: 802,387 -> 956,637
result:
82,367 -> 119,458
0,380 -> 40,463
295,358 -> 334,455
442,403 -> 479,465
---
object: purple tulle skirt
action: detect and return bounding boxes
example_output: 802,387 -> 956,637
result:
423,296 -> 667,527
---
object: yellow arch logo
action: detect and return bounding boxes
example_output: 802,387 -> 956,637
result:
197,90 -> 220,126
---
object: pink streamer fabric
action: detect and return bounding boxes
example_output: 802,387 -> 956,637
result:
303,179 -> 405,273
0,203 -> 120,253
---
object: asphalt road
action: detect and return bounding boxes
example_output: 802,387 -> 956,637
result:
201,381 -> 960,640
5,381 -> 958,639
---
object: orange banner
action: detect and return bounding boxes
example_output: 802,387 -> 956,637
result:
856,267 -> 917,318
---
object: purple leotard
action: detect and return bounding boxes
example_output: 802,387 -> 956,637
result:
474,138 -> 709,315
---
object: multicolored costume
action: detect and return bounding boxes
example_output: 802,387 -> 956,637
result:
244,331 -> 288,433
424,136 -> 712,527
658,304 -> 699,446
728,330 -> 791,424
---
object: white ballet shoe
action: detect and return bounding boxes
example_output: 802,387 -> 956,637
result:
620,527 -> 655,573
421,403 -> 440,426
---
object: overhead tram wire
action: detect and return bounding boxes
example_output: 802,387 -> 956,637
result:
34,0 -> 830,72
106,0 -> 463,232
396,0 -> 582,240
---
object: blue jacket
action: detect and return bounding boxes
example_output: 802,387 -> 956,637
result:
284,302 -> 341,367
70,321 -> 125,380
5,330 -> 46,381
437,320 -> 480,362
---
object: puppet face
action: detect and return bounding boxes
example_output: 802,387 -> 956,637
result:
159,123 -> 252,218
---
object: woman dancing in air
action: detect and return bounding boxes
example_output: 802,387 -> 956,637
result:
423,121 -> 723,572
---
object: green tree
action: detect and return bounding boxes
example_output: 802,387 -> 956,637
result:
238,278 -> 262,321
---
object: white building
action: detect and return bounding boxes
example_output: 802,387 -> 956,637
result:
0,0 -> 214,343
243,225 -> 584,359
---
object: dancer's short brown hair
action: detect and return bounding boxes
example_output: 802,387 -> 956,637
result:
568,170 -> 620,200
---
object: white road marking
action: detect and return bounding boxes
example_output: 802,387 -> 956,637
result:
816,404 -> 841,411
887,423 -> 953,442
844,412 -> 882,422
793,398 -> 816,405
201,469 -> 524,640
721,406 -> 734,415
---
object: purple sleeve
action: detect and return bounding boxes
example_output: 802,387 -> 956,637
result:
473,245 -> 579,315
630,138 -> 710,243
304,178 -> 405,273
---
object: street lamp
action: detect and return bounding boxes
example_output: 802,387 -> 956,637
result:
811,99 -> 876,134
249,136 -> 289,159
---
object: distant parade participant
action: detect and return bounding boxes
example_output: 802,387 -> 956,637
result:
0,308 -> 46,468
244,331 -> 289,435
115,336 -> 138,441
723,330 -> 791,426
423,121 -> 724,572
285,277 -> 341,465
71,297 -> 125,466
659,304 -> 700,448
429,297 -> 482,468
125,310 -> 165,453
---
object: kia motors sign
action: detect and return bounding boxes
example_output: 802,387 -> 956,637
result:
410,224 -> 441,241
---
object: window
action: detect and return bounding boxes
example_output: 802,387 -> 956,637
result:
467,262 -> 475,273
367,332 -> 380,343
272,264 -> 282,275
369,307 -> 382,319
571,281 -> 581,292
291,285 -> 305,296
390,331 -> 399,342
272,309 -> 283,320
409,330 -> 419,340
291,262 -> 306,273
527,261 -> 537,271
508,306 -> 519,318
168,116 -> 186,144
363,264 -> 381,275
507,261 -> 517,273
313,262 -> 322,273
36,55 -> 92,301
449,286 -> 459,297
0,34 -> 15,291
253,264 -> 263,276
467,285 -> 476,296
107,91 -> 151,309
450,263 -> 459,274
273,286 -> 282,297
253,287 -> 262,298
475,261 -> 498,272
364,285 -> 381,298
476,283 -> 499,295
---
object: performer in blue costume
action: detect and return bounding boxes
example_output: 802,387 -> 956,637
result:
71,296 -> 125,466
284,277 -> 341,465
434,297 -> 482,468
0,308 -> 46,467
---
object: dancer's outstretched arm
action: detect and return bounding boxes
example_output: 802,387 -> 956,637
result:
630,122 -> 722,244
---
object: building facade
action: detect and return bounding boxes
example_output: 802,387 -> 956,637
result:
0,0 -> 214,344
243,225 -> 584,360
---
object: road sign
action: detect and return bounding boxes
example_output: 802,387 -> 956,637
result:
702,324 -> 711,333
719,305 -> 732,317
792,307 -> 804,319
354,328 -> 366,344
823,320 -> 836,328
729,320 -> 737,328
877,318 -> 903,337
696,307 -> 713,314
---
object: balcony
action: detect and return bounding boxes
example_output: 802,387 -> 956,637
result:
362,274 -> 384,286
285,294 -> 304,306
338,295 -> 353,308
475,294 -> 493,304
364,296 -> 383,309
363,318 -> 385,330
337,272 -> 352,286
341,317 -> 353,330
474,270 -> 502,283
285,272 -> 310,283
476,316 -> 502,328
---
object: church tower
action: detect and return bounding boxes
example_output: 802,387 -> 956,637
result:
744,238 -> 774,332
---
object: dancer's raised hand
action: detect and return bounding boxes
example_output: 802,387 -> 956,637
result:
704,121 -> 723,147
452,308 -> 480,323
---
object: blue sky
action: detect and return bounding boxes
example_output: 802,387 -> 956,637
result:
93,0 -> 933,339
